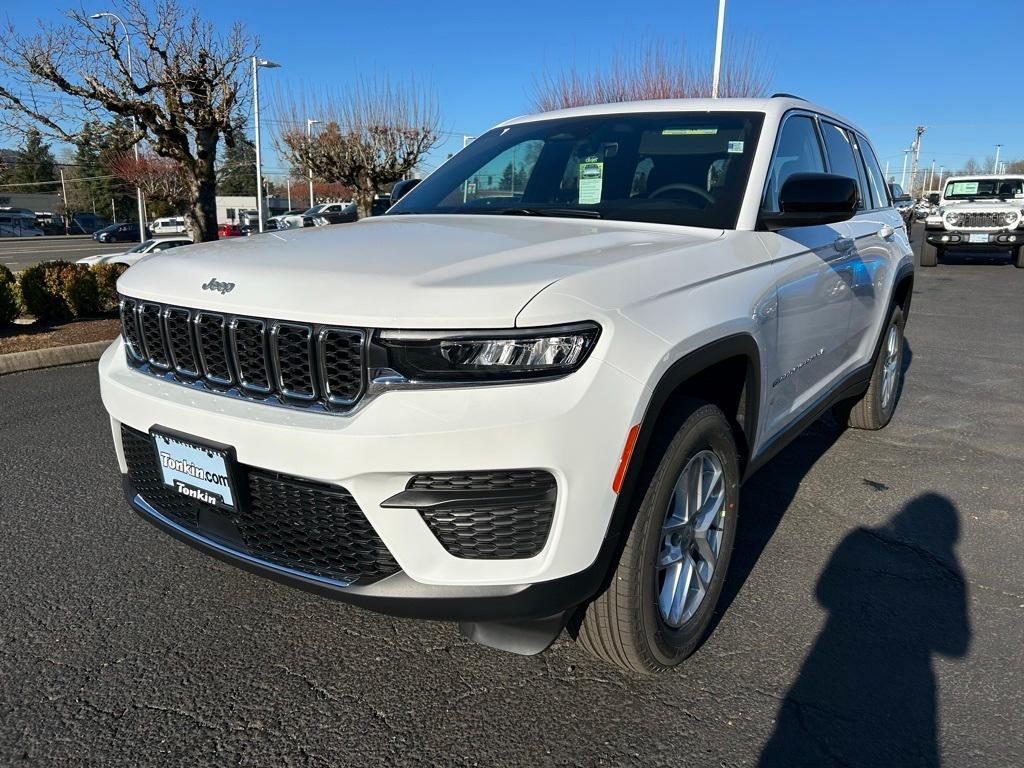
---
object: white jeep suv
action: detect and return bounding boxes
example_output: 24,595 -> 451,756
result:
100,97 -> 914,672
922,174 -> 1024,267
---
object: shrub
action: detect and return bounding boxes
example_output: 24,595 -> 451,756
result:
93,263 -> 129,313
18,261 -> 100,321
0,264 -> 18,326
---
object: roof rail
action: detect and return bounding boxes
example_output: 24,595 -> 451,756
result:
771,92 -> 806,101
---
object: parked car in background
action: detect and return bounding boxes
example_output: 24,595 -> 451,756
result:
218,222 -> 244,238
888,182 -> 914,231
388,178 -> 421,208
312,208 -> 359,226
76,237 -> 193,268
921,174 -> 1024,267
0,209 -> 44,237
282,202 -> 357,229
103,96 -> 914,673
94,222 -> 148,243
267,210 -> 304,229
151,216 -> 187,235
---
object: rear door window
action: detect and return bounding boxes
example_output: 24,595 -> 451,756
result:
821,121 -> 866,210
857,134 -> 891,208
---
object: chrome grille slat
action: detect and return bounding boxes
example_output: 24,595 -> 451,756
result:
117,296 -> 365,414
230,318 -> 272,394
271,322 -> 316,401
164,307 -> 199,377
119,298 -> 144,361
139,303 -> 170,369
195,312 -> 233,385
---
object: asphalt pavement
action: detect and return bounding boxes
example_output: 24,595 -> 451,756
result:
0,236 -> 126,272
0,225 -> 1021,766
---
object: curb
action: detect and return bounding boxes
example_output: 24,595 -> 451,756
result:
0,339 -> 113,376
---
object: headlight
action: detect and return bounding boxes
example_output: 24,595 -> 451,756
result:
375,322 -> 601,382
945,212 -> 962,226
1001,211 -> 1018,226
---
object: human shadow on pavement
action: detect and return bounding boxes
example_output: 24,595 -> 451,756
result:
758,493 -> 970,768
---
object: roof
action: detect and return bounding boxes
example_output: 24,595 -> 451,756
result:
497,96 -> 866,135
943,174 -> 1024,182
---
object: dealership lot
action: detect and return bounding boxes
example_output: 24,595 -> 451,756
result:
1,234 -> 1022,766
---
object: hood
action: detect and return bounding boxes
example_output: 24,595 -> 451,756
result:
117,215 -> 720,327
941,199 -> 1023,212
78,251 -> 131,265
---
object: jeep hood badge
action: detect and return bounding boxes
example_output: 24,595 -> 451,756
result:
202,278 -> 235,294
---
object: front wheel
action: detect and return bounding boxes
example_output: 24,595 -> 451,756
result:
576,402 -> 739,673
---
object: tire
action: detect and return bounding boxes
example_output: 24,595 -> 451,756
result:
1014,246 -> 1024,269
837,306 -> 905,430
577,401 -> 739,673
920,241 -> 939,267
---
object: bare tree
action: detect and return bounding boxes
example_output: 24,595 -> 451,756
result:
109,150 -> 189,211
0,0 -> 255,241
532,38 -> 771,112
273,78 -> 440,218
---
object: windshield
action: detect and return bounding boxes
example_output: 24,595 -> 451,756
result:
128,239 -> 155,253
302,205 -> 325,216
944,178 -> 1024,200
390,111 -> 765,229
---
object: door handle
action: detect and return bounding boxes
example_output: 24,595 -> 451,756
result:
832,236 -> 854,252
878,224 -> 895,239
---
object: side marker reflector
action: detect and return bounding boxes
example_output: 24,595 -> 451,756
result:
612,423 -> 641,494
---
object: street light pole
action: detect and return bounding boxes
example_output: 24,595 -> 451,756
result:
90,11 -> 146,243
252,56 -> 280,234
993,144 -> 1002,174
901,149 -> 910,189
306,119 -> 320,208
711,0 -> 726,98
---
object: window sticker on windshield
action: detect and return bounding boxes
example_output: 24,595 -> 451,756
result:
950,181 -> 979,195
662,127 -> 718,136
727,140 -> 744,154
579,157 -> 604,204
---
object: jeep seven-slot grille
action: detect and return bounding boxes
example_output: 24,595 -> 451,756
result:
119,297 -> 366,413
121,425 -> 399,584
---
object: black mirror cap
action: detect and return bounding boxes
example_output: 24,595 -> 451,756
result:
390,178 -> 422,205
761,173 -> 859,230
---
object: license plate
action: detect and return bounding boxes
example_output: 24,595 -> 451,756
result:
969,233 -> 989,243
151,429 -> 237,510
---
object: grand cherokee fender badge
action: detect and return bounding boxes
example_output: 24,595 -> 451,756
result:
202,278 -> 235,294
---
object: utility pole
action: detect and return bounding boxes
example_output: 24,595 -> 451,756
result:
59,167 -> 69,235
937,166 -> 945,192
306,118 -> 320,208
252,56 -> 280,234
711,0 -> 726,98
993,145 -> 1002,174
286,177 -> 292,210
901,149 -> 910,188
908,126 -> 925,197
929,159 -> 936,191
884,160 -> 890,181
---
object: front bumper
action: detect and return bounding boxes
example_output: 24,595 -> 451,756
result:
926,229 -> 1023,250
99,337 -> 646,620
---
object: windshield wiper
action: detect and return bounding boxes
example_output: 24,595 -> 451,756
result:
497,207 -> 601,219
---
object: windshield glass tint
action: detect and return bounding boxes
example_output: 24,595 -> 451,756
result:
390,112 -> 765,229
128,240 -> 154,253
944,178 -> 1024,199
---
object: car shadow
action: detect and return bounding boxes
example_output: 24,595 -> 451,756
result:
757,493 -> 970,767
938,249 -> 1016,267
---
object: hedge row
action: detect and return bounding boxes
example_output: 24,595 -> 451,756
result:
0,260 -> 128,327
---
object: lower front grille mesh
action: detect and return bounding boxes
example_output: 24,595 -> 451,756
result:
121,426 -> 399,584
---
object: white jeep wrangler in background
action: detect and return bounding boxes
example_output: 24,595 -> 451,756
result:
101,96 -> 914,672
922,174 -> 1024,267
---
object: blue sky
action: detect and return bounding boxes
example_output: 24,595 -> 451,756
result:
4,0 -> 1021,186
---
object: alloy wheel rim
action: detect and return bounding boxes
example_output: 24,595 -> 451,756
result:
655,450 -> 727,628
880,324 -> 901,410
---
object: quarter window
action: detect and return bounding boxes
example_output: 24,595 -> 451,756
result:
763,115 -> 825,213
857,134 -> 891,209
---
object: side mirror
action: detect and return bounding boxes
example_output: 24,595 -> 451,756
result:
927,192 -> 940,205
390,178 -> 422,205
761,173 -> 858,230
